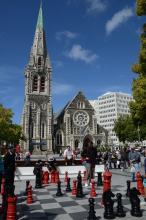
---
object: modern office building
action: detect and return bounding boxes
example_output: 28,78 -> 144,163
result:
90,92 -> 134,146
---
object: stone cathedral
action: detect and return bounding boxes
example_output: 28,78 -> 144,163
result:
21,4 -> 109,153
21,4 -> 53,152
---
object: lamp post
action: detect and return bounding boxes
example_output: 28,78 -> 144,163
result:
79,116 -> 83,152
137,122 -> 140,147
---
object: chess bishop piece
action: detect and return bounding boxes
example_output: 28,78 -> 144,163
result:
66,178 -> 72,192
116,193 -> 126,217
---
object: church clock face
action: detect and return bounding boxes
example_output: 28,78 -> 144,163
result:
73,110 -> 89,127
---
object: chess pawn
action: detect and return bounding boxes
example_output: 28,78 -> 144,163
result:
72,180 -> 77,195
90,181 -> 97,197
56,181 -> 63,196
83,171 -> 86,181
24,180 -> 30,196
126,180 -> 130,197
66,178 -> 72,192
116,193 -> 126,217
64,171 -> 68,182
87,198 -> 96,220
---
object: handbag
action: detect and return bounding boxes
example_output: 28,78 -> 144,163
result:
130,166 -> 136,173
117,161 -> 120,165
111,155 -> 115,159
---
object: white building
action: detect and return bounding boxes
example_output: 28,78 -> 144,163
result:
90,92 -> 134,146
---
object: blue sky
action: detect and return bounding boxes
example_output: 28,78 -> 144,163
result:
0,0 -> 145,125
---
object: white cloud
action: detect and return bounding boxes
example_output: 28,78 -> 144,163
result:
51,61 -> 63,68
0,66 -> 23,81
52,82 -> 74,95
86,0 -> 107,14
106,6 -> 134,35
136,27 -> 142,35
56,31 -> 79,41
63,44 -> 98,64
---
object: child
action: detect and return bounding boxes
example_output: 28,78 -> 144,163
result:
143,174 -> 146,202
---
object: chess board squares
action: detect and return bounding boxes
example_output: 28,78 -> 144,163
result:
23,210 -> 46,219
46,213 -> 73,220
63,205 -> 87,214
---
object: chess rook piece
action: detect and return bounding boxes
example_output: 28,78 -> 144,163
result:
137,172 -> 144,195
51,170 -> 55,183
0,179 -> 5,195
116,193 -> 126,217
24,180 -> 30,196
7,194 -> 18,220
129,187 -> 142,217
44,171 -> 49,184
66,178 -> 72,192
97,172 -> 103,186
76,173 -> 83,198
0,191 -> 6,214
90,181 -> 97,197
26,185 -> 34,204
64,171 -> 68,182
83,171 -> 86,181
72,180 -> 77,195
103,189 -> 116,219
101,171 -> 112,205
126,180 -> 131,197
56,181 -> 63,196
35,167 -> 42,188
87,198 -> 96,220
55,171 -> 59,184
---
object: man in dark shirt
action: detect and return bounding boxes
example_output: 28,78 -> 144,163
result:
4,146 -> 16,186
81,141 -> 97,187
45,157 -> 57,172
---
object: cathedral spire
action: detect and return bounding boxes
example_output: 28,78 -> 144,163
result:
36,2 -> 44,29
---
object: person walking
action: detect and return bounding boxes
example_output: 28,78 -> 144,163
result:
3,146 -> 16,186
129,146 -> 140,181
121,147 -> 128,169
112,150 -> 117,169
108,149 -> 113,169
81,141 -> 97,187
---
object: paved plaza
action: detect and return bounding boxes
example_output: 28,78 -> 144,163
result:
0,157 -> 146,220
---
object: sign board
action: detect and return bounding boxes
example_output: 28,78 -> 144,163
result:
30,142 -> 47,145
16,145 -> 20,152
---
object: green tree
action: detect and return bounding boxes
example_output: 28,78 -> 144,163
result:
129,0 -> 146,124
113,114 -> 138,143
0,103 -> 27,144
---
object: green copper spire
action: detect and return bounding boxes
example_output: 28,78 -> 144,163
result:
36,2 -> 44,29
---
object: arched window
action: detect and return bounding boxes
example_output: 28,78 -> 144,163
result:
38,57 -> 41,65
75,140 -> 79,149
41,77 -> 45,92
33,76 -> 38,91
56,130 -> 62,145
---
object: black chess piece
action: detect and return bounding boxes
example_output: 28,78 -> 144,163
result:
76,173 -> 83,198
126,180 -> 131,197
116,193 -> 126,217
103,189 -> 116,219
35,166 -> 42,188
97,172 -> 103,186
87,198 -> 96,220
66,178 -> 72,192
129,187 -> 142,217
24,180 -> 30,196
56,181 -> 63,196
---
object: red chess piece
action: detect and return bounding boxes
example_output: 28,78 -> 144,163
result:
83,171 -> 86,181
44,171 -> 49,184
26,185 -> 34,204
137,172 -> 144,195
51,170 -> 55,183
72,180 -> 77,195
101,171 -> 112,205
0,192 -> 6,214
78,170 -> 81,174
64,171 -> 68,182
7,195 -> 17,220
90,180 -> 97,197
55,171 -> 59,184
0,180 -> 5,195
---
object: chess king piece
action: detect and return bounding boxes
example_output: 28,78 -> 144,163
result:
76,173 -> 83,198
116,193 -> 126,217
87,198 -> 96,220
129,187 -> 142,217
35,167 -> 42,188
103,189 -> 116,219
24,180 -> 30,196
126,180 -> 131,197
66,178 -> 72,192
56,181 -> 63,196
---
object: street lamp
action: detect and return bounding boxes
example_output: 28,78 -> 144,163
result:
137,122 -> 141,147
79,116 -> 83,152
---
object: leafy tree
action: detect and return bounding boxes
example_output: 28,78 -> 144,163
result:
129,1 -> 146,124
0,103 -> 27,145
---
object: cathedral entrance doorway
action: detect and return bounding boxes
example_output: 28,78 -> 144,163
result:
83,138 -> 90,149
75,140 -> 79,149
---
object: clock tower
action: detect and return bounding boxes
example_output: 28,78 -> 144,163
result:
21,3 -> 53,152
